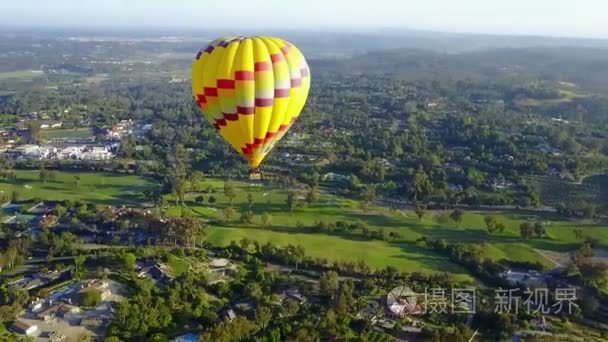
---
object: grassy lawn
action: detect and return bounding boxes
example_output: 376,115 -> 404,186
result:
0,70 -> 44,80
42,128 -> 94,140
516,88 -> 588,107
166,254 -> 190,277
162,178 -> 608,281
2,171 -> 600,282
0,170 -> 157,206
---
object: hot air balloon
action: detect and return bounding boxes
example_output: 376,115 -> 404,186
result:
192,36 -> 311,179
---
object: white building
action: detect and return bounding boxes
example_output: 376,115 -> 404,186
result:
40,121 -> 62,129
15,144 -> 42,159
81,146 -> 113,160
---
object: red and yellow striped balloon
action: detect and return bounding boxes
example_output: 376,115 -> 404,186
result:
192,36 -> 311,169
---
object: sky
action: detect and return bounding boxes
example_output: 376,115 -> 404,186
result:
2,0 -> 608,39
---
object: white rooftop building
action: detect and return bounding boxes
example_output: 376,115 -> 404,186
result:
386,286 -> 422,317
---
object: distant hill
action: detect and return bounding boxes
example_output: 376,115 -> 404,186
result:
309,46 -> 608,92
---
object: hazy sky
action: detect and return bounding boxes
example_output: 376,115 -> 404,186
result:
3,0 -> 608,39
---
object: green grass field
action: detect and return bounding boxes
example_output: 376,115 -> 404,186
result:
0,170 -> 157,206
162,178 -> 608,281
0,70 -> 44,80
3,171 -> 604,282
42,128 -> 94,140
516,88 -> 588,107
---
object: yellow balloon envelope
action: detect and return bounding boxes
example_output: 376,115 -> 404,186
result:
192,36 -> 311,169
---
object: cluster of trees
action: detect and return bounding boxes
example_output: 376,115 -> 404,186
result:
308,219 -> 402,241
556,201 -> 599,219
105,240 -> 549,341
419,237 -> 509,285
519,221 -> 545,239
0,238 -> 30,271
105,241 -> 468,340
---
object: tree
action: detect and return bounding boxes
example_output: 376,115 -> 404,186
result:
73,175 -> 81,189
39,168 -> 48,183
578,260 -> 608,288
224,181 -> 237,207
5,246 -> 20,269
239,238 -> 252,251
360,185 -> 377,209
573,228 -> 584,240
260,212 -> 272,228
150,333 -> 170,342
168,174 -> 186,206
449,209 -> 463,225
319,271 -> 340,297
223,207 -> 236,221
580,295 -> 600,316
413,169 -> 433,201
519,222 -> 534,240
167,215 -> 206,247
414,204 -> 427,220
533,222 -> 545,238
255,306 -> 272,330
121,252 -> 137,271
495,222 -> 506,234
240,210 -> 254,224
81,289 -> 102,307
26,121 -> 42,144
247,283 -> 264,301
74,255 -> 86,280
286,191 -> 297,211
247,193 -> 255,210
348,174 -> 361,190
305,186 -> 320,204
575,243 -> 594,259
466,167 -> 485,187
288,244 -> 306,270
484,215 -> 497,234
11,191 -> 19,203
208,195 -> 217,204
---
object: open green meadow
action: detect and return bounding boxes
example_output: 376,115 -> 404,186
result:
42,128 -> 94,140
0,70 -> 44,80
516,88 -> 588,107
0,170 -> 156,206
3,170 -> 605,281
164,178 -> 608,280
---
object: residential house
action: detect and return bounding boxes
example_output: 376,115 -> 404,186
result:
223,309 -> 237,321
284,287 -> 307,304
12,320 -> 38,336
56,304 -> 81,318
36,304 -> 62,321
208,258 -> 237,276
27,201 -> 58,215
39,121 -> 62,129
80,317 -> 104,328
322,172 -> 349,183
500,269 -> 546,287
136,260 -> 174,284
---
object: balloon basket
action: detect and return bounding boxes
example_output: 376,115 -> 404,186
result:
249,169 -> 261,181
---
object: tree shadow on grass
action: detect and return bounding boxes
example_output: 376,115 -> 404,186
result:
214,223 -> 378,242
387,240 -> 473,276
407,224 -> 582,253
